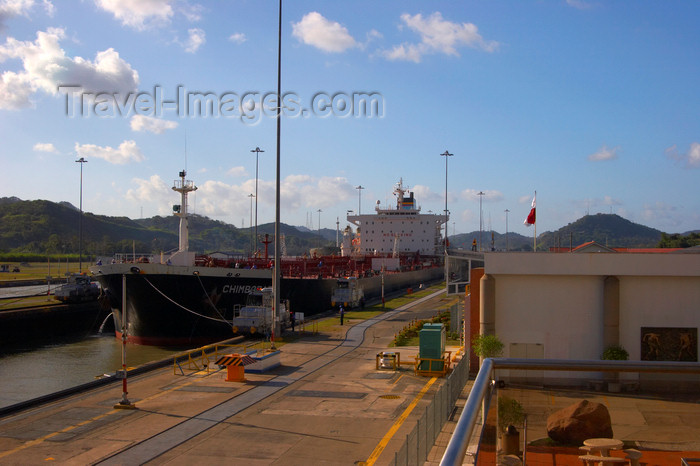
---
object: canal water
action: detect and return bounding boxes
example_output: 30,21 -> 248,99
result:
0,332 -> 185,410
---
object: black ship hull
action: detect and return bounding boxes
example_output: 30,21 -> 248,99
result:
92,262 -> 443,346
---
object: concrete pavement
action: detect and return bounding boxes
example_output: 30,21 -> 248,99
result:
0,288 -> 460,465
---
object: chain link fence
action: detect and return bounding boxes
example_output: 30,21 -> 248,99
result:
391,354 -> 470,465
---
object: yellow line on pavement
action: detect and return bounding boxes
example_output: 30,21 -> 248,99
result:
364,376 -> 437,466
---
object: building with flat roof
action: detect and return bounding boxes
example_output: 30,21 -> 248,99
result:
467,246 -> 700,388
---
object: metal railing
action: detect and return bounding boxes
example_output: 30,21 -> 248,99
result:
173,343 -> 250,375
440,358 -> 700,466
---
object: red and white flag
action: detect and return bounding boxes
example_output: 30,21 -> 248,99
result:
524,192 -> 536,226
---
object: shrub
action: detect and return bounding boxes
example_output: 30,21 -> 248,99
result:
601,345 -> 629,360
472,334 -> 504,358
498,396 -> 525,432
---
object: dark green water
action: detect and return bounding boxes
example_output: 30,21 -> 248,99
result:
0,333 -> 185,409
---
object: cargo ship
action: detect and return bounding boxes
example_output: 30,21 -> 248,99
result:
90,172 -> 446,346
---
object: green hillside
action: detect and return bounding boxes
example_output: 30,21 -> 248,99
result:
1,198 -> 693,259
0,197 -> 334,257
451,213 -> 666,251
540,213 -> 662,249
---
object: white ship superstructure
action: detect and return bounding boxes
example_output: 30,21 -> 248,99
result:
346,179 -> 448,256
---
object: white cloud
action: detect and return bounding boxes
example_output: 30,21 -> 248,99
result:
602,195 -> 622,206
566,0 -> 593,10
183,27 -> 205,53
0,71 -> 33,109
75,140 -> 145,164
179,2 -> 202,22
227,166 -> 247,177
0,28 -> 139,109
641,201 -> 682,229
130,115 -> 177,134
0,0 -> 54,30
292,12 -> 357,53
461,188 -> 504,202
228,32 -> 246,44
588,144 -> 619,161
125,174 -> 172,215
666,142 -> 700,169
411,184 -> 442,203
95,0 -> 173,30
189,175 -> 354,224
33,142 -> 56,152
382,12 -> 498,63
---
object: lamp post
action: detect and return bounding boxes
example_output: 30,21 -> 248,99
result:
250,146 -> 264,252
272,0 -> 283,350
477,191 -> 485,251
248,193 -> 255,254
440,150 -> 453,255
504,209 -> 510,251
355,185 -> 364,214
75,157 -> 87,273
317,209 -> 322,248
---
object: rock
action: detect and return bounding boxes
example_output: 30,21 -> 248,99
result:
546,400 -> 613,444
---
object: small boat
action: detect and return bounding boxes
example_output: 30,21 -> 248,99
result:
55,273 -> 99,303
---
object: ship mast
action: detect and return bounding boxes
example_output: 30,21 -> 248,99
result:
171,170 -> 197,265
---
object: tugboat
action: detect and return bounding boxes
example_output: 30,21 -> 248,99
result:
54,274 -> 100,303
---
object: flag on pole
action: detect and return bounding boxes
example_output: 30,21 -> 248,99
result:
524,192 -> 536,226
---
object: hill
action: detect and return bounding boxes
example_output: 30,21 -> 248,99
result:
450,230 -> 531,251
0,198 -> 687,258
451,214 -> 663,251
540,213 -> 662,249
0,198 -> 333,257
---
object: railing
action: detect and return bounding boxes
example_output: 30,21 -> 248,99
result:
440,358 -> 700,466
391,353 -> 470,465
173,343 -> 250,375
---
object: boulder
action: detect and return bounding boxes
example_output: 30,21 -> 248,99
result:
546,400 -> 613,444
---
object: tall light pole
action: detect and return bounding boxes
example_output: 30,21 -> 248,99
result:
75,157 -> 87,272
478,191 -> 485,251
248,193 -> 255,254
250,146 -> 264,252
272,0 -> 283,350
355,185 -> 364,214
317,209 -> 322,248
504,209 -> 510,251
440,150 -> 453,254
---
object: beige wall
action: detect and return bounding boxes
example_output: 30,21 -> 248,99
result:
480,252 -> 700,384
495,274 -> 604,360
620,276 -> 700,359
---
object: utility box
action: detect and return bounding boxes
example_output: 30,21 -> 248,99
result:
419,323 -> 446,371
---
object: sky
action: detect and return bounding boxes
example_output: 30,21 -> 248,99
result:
1,0 -> 699,239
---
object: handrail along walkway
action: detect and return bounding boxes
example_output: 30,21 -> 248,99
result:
440,358 -> 700,466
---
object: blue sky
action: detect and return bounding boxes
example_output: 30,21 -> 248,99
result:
1,0 -> 698,238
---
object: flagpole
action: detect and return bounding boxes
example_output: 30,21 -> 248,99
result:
534,222 -> 536,252
533,190 -> 537,252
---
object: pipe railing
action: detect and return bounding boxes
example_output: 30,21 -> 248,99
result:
440,358 -> 700,466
